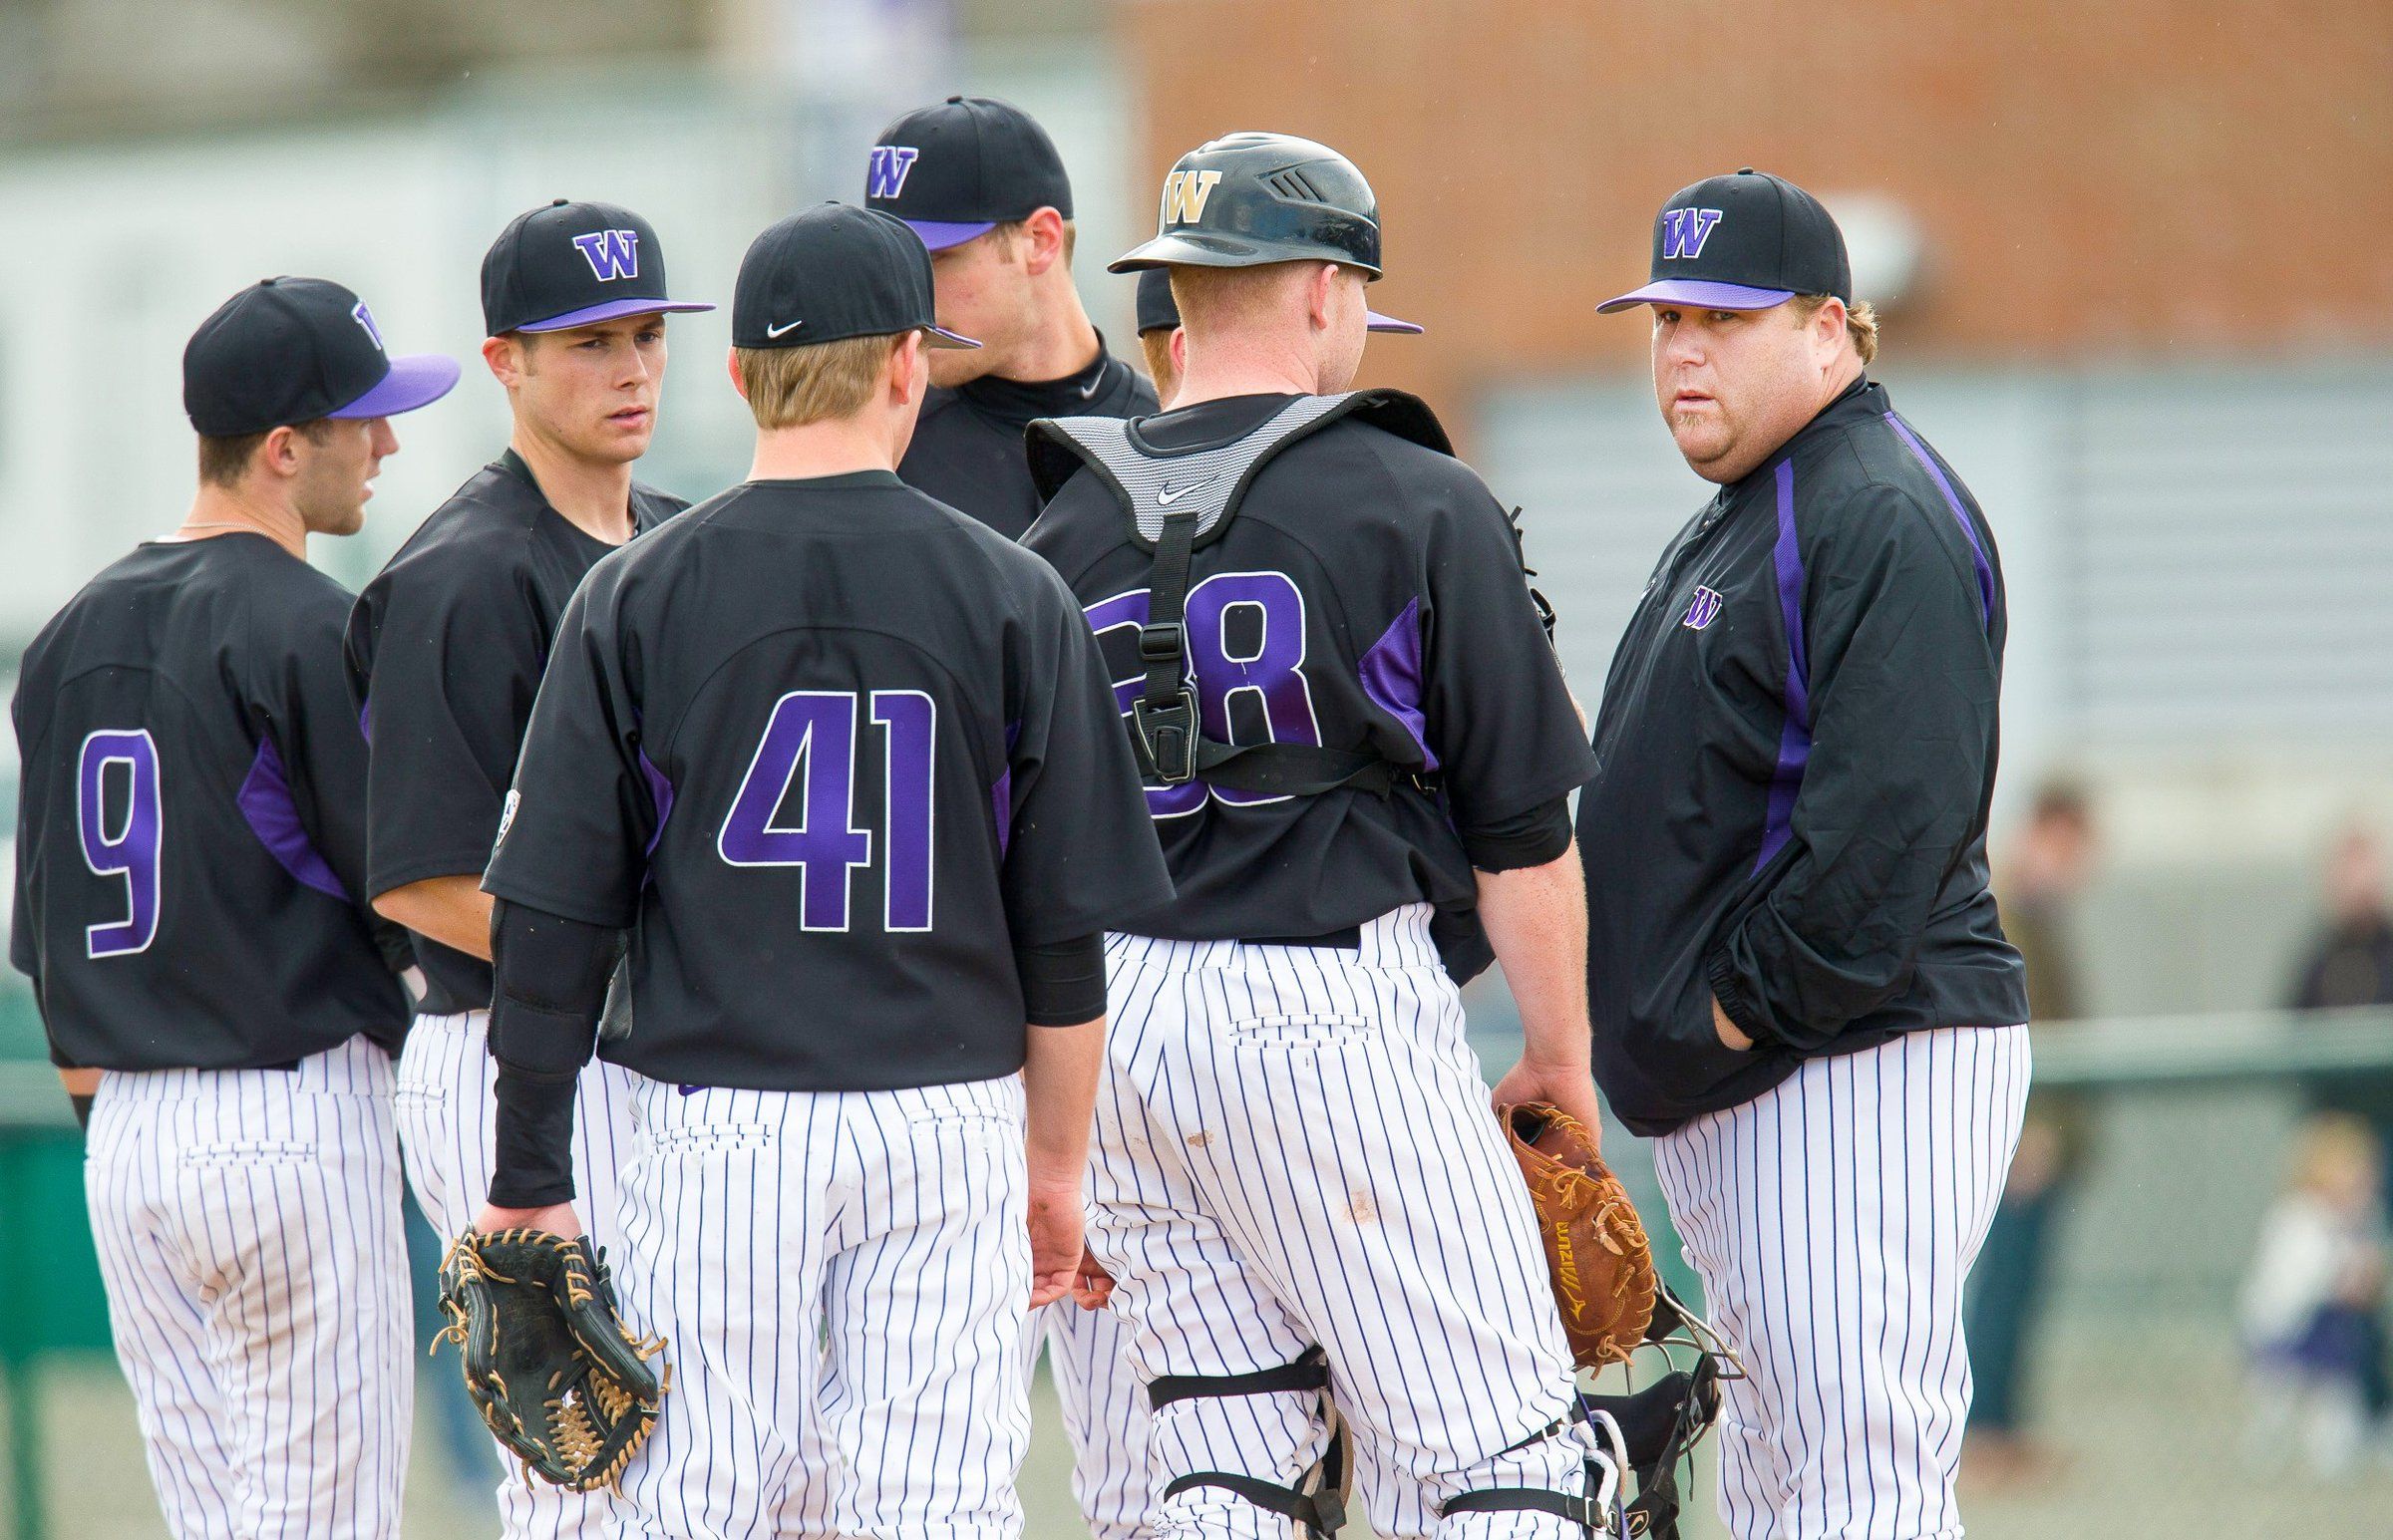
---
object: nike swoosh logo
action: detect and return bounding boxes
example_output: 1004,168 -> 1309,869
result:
1077,378 -> 1103,398
1156,478 -> 1214,506
765,319 -> 804,339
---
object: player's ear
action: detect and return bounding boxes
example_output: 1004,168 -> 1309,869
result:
1168,325 -> 1187,376
891,331 -> 927,406
483,333 -> 524,390
726,347 -> 748,401
257,423 -> 305,481
1020,207 -> 1067,277
1307,262 -> 1337,332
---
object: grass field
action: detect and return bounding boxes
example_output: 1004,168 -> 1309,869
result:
14,1317 -> 2391,1538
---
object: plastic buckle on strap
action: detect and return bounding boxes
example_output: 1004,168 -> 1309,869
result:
1138,621 -> 1187,665
1132,691 -> 1201,784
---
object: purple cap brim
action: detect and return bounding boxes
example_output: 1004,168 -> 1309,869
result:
1366,310 -> 1424,335
515,297 -> 717,333
903,219 -> 999,253
924,326 -> 982,350
327,353 -> 461,420
1594,279 -> 1794,315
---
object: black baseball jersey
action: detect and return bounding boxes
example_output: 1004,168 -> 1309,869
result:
1023,391 -> 1596,959
897,345 -> 1155,538
480,470 -> 1173,1091
344,451 -> 684,1016
10,535 -> 406,1070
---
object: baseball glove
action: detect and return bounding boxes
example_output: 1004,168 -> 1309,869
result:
1500,1101 -> 1658,1369
435,1228 -> 668,1491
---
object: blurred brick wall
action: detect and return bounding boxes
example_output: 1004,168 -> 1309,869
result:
1122,0 -> 2393,426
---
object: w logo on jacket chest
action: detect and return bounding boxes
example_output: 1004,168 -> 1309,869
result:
1681,586 -> 1724,631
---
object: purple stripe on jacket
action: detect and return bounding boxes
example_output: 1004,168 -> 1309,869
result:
1756,459 -> 1813,873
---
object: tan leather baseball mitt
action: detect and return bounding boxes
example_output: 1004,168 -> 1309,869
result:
1500,1101 -> 1658,1369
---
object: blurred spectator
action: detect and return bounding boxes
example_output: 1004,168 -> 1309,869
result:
2283,821 -> 2393,1441
1964,778 -> 2097,1483
2241,1114 -> 2389,1477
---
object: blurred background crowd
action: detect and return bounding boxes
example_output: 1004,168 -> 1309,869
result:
0,2 -> 2388,1536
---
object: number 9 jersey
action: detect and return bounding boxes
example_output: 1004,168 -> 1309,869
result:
10,535 -> 407,1070
481,470 -> 1173,1092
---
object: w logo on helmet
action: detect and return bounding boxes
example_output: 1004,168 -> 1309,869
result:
1161,169 -> 1224,226
1660,207 -> 1724,260
867,146 -> 920,200
571,230 -> 640,282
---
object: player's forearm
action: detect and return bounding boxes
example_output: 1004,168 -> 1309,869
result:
1476,844 -> 1594,1071
373,874 -> 495,961
1021,1017 -> 1106,1192
485,899 -> 615,1208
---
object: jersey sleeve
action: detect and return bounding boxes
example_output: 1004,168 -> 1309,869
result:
252,583 -> 382,914
351,547 -> 548,899
1705,481 -> 2002,1050
479,568 -> 654,930
997,564 -> 1175,947
1417,471 -> 1599,835
9,690 -> 40,998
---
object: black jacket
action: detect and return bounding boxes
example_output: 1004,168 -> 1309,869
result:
1578,378 -> 2027,1135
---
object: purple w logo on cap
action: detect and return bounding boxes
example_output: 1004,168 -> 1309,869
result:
571,229 -> 640,282
1661,207 -> 1724,261
867,146 -> 921,200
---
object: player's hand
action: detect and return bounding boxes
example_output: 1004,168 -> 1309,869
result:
1072,1246 -> 1116,1311
1710,996 -> 1755,1053
1491,1056 -> 1606,1152
1025,1183 -> 1086,1309
475,1201 -> 583,1240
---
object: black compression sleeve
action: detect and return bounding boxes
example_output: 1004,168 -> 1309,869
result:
487,899 -> 620,1208
1460,795 -> 1573,872
1016,933 -> 1107,1026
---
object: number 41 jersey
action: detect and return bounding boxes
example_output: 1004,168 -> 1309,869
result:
482,470 -> 1172,1093
10,535 -> 407,1071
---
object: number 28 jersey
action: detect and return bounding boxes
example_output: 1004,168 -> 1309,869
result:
481,471 -> 1172,1093
10,535 -> 407,1071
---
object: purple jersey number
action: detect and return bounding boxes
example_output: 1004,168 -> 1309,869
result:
1087,571 -> 1324,816
717,690 -> 936,932
77,729 -> 164,958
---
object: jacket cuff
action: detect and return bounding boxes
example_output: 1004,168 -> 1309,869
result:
1704,947 -> 1779,1047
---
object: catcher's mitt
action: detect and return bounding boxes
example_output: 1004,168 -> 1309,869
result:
1500,1101 -> 1658,1369
435,1228 -> 668,1491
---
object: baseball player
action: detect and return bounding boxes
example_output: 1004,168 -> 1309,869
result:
469,202 -> 1173,1537
1026,134 -> 1612,1538
9,277 -> 456,1536
343,198 -> 710,1538
867,95 -> 1172,1538
864,95 -> 1156,538
1579,169 -> 2030,1540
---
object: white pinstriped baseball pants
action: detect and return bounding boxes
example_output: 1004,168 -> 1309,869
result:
394,1010 -> 637,1540
603,1073 -> 1033,1539
84,1035 -> 410,1539
1651,1026 -> 2030,1540
1092,905 -> 1594,1539
1031,1290 -> 1158,1540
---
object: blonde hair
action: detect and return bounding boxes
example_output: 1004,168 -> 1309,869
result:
734,333 -> 901,430
1792,294 -> 1880,366
1138,328 -> 1179,405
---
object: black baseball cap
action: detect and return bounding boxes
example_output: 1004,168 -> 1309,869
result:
182,277 -> 460,437
732,203 -> 979,351
1597,168 -> 1852,314
1129,267 -> 1423,337
482,198 -> 715,336
866,96 -> 1073,252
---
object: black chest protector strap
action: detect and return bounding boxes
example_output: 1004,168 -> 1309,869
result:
1030,389 -> 1455,798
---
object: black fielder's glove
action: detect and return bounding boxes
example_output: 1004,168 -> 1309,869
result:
436,1227 -> 668,1491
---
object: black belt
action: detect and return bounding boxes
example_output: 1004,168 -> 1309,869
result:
1235,927 -> 1361,951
